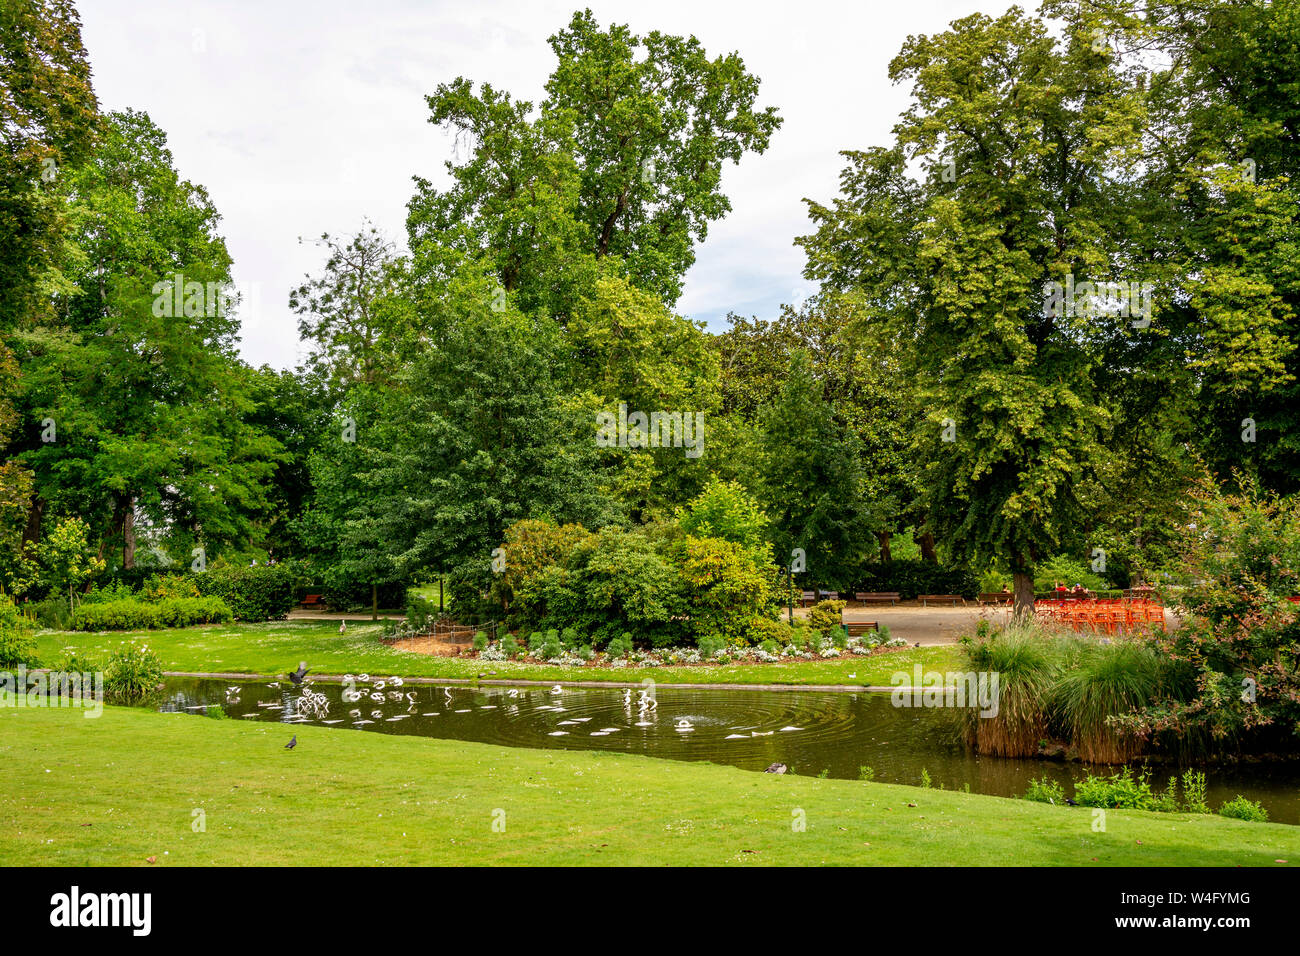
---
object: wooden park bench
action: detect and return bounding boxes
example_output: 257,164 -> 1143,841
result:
299,593 -> 324,610
843,621 -> 880,638
799,590 -> 816,608
919,594 -> 965,607
856,591 -> 901,605
819,590 -> 840,602
977,592 -> 1014,605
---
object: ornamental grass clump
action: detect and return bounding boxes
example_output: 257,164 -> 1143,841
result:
1049,639 -> 1164,763
960,623 -> 1065,758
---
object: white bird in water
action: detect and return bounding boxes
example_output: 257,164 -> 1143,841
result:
675,719 -> 694,732
358,673 -> 370,683
507,689 -> 519,698
550,685 -> 563,695
391,677 -> 404,687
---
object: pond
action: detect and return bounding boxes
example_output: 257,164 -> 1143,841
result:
158,676 -> 1300,823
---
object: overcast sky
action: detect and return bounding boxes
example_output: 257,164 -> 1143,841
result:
78,0 -> 1011,369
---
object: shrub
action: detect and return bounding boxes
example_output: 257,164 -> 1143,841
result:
1218,796 -> 1269,823
750,616 -> 794,647
538,629 -> 563,660
104,642 -> 163,704
1131,479 -> 1300,753
1181,771 -> 1210,814
0,595 -> 38,668
807,599 -> 846,633
698,633 -> 726,658
405,591 -> 439,631
26,595 -> 74,630
72,597 -> 232,631
1023,775 -> 1066,804
472,631 -> 489,652
500,633 -> 519,658
81,580 -> 138,605
141,574 -> 199,602
606,632 -> 634,658
1073,767 -> 1159,810
496,518 -> 776,650
193,563 -> 296,622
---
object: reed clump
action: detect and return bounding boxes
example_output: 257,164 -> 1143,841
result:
959,622 -> 1171,763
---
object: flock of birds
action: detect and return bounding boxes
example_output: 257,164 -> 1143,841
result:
232,662 -> 801,755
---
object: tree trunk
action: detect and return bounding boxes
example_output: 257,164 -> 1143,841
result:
1013,570 -> 1036,619
122,501 -> 136,569
371,583 -> 378,621
877,531 -> 892,563
917,530 -> 937,563
22,495 -> 44,548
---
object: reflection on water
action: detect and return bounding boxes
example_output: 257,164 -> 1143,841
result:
158,677 -> 1300,823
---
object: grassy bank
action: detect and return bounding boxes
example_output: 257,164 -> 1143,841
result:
2,705 -> 1295,866
33,621 -> 959,686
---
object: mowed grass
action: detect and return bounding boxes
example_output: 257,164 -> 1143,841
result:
33,621 -> 959,686
2,706 -> 1297,866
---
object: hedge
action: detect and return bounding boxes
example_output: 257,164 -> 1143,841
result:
848,560 -> 979,600
192,563 -> 296,622
72,597 -> 233,631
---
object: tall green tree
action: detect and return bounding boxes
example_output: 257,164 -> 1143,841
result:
800,7 -> 1151,611
342,283 -> 618,586
0,0 -> 99,333
407,8 -> 781,314
11,110 -> 279,566
290,223 -> 417,392
757,351 -> 874,588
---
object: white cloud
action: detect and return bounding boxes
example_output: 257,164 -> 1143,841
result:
78,0 -> 1014,367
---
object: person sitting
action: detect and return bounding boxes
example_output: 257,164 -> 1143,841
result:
1053,580 -> 1068,594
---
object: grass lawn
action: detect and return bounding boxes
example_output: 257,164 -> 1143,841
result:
33,621 -> 960,686
2,705 -> 1295,866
